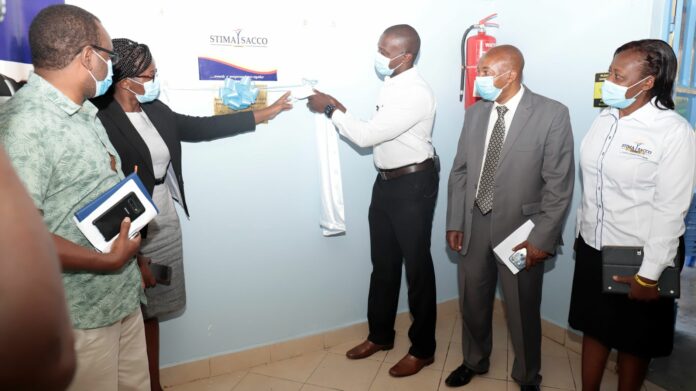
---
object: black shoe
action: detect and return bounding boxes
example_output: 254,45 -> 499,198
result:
520,385 -> 540,391
445,364 -> 487,387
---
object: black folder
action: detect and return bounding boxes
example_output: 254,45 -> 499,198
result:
601,246 -> 680,298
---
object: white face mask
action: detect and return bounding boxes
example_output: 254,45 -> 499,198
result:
601,76 -> 650,109
127,76 -> 160,103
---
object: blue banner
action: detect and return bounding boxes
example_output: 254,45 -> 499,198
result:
0,0 -> 64,64
198,56 -> 277,81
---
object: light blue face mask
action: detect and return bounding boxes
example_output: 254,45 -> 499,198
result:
601,76 -> 649,109
88,50 -> 113,97
474,71 -> 510,101
374,52 -> 405,78
128,76 -> 160,103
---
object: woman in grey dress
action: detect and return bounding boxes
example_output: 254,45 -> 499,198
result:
93,38 -> 292,391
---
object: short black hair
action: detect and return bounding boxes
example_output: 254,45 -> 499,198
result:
112,38 -> 153,83
29,4 -> 101,70
383,24 -> 421,59
615,39 -> 678,110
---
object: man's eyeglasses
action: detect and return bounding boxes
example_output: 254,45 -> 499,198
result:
90,45 -> 120,64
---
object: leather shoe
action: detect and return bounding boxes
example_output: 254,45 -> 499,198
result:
445,364 -> 487,387
345,340 -> 393,359
388,354 -> 434,377
520,385 -> 540,391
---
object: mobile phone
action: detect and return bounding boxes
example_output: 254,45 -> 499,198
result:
509,248 -> 527,270
150,263 -> 172,286
92,192 -> 145,241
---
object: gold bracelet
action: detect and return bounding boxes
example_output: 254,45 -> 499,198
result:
634,274 -> 658,288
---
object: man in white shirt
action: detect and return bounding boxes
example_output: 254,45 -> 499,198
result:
446,45 -> 574,390
307,24 -> 438,378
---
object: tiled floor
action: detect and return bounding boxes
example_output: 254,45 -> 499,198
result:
166,311 -> 668,391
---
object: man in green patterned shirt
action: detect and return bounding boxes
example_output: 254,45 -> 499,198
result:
0,5 -> 149,391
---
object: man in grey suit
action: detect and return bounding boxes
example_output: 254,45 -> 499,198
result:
445,45 -> 574,390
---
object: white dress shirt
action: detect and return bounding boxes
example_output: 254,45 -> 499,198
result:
126,111 -> 170,178
576,99 -> 696,280
475,85 -> 525,197
331,67 -> 436,169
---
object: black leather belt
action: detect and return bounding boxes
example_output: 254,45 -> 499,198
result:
154,173 -> 167,185
155,161 -> 171,185
378,158 -> 435,180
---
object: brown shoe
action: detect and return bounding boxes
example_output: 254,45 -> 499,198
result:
388,354 -> 434,377
345,340 -> 393,359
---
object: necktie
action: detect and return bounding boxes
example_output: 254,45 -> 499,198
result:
476,105 -> 508,214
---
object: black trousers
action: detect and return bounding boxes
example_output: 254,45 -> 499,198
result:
366,165 -> 438,359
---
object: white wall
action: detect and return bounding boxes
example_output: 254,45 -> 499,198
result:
70,0 -> 661,366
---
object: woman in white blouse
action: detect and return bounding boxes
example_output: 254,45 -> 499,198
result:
569,39 -> 696,391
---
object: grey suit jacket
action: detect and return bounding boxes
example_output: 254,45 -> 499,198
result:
446,87 -> 574,255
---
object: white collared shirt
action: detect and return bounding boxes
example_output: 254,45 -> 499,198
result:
331,67 -> 436,169
576,99 -> 696,280
475,85 -> 525,196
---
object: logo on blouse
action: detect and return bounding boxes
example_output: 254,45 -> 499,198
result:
620,142 -> 653,158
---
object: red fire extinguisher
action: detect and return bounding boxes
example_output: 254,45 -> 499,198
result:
460,13 -> 498,108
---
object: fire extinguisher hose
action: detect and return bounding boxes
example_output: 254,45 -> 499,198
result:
460,24 -> 476,102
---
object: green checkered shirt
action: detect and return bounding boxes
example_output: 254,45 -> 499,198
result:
0,73 -> 143,329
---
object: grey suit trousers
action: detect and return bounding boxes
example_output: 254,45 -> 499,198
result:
458,209 -> 543,385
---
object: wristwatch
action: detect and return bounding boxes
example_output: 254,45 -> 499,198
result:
324,104 -> 336,119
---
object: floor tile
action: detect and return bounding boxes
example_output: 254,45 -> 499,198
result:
540,355 -> 575,390
306,352 -> 382,391
324,323 -> 369,349
231,373 -> 302,391
394,313 -> 412,336
484,349 -> 509,381
250,351 -> 326,383
598,368 -> 619,391
161,359 -> 211,387
435,313 -> 457,341
443,340 -> 462,372
369,365 -> 441,391
166,371 -> 246,391
300,385 -> 342,391
492,321 -> 509,350
569,356 -> 581,390
451,318 -> 462,343
567,350 -> 581,361
644,380 -> 667,391
541,336 -> 569,358
440,375 -> 508,391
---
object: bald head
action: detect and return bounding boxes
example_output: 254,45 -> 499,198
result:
382,24 -> 421,59
481,45 -> 524,80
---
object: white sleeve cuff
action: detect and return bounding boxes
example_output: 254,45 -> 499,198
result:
331,109 -> 346,126
638,260 -> 668,282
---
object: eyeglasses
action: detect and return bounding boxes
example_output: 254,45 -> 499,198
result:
90,44 -> 120,64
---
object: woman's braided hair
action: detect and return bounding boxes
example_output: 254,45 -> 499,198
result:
112,38 -> 152,83
614,39 -> 677,110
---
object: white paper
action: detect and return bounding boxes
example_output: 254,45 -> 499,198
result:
493,219 -> 535,275
291,85 -> 315,100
